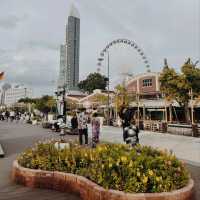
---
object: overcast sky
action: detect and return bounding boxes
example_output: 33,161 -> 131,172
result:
0,0 -> 199,97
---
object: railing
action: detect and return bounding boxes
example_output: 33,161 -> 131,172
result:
143,120 -> 167,133
167,123 -> 193,136
143,120 -> 200,137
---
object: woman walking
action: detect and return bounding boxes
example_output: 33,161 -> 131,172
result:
91,112 -> 100,147
71,112 -> 78,134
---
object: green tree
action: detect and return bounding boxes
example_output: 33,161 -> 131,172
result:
114,84 -> 135,113
35,95 -> 56,114
159,58 -> 200,123
18,97 -> 37,104
78,72 -> 107,93
18,96 -> 57,114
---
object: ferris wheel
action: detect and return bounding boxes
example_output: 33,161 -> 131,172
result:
97,38 -> 151,73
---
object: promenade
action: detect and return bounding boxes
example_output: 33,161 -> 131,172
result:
0,122 -> 80,200
89,126 -> 200,166
0,122 -> 199,199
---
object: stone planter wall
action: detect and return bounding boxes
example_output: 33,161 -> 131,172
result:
12,160 -> 194,200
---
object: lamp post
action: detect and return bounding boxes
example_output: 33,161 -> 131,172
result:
98,51 -> 110,125
55,85 -> 67,123
62,86 -> 66,123
136,92 -> 140,127
189,88 -> 194,125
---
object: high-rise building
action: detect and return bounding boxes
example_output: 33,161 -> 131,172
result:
58,44 -> 67,88
66,5 -> 80,90
58,4 -> 80,91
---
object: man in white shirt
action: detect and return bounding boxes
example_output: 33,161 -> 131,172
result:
10,111 -> 15,122
77,108 -> 88,145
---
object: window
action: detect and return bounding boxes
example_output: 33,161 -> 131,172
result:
143,79 -> 152,87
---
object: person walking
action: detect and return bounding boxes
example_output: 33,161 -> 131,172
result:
10,110 -> 15,122
119,106 -> 139,143
77,108 -> 88,145
5,110 -> 10,122
91,112 -> 100,147
71,112 -> 78,134
2,111 -> 5,121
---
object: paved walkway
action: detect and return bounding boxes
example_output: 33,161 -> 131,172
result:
89,126 -> 200,199
89,126 -> 200,166
0,121 -> 80,200
0,122 -> 199,199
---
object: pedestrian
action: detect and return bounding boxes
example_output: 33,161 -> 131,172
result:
10,110 -> 15,122
77,108 -> 88,145
71,112 -> 78,134
91,112 -> 100,147
5,110 -> 10,122
0,112 -> 3,121
119,107 -> 131,141
15,111 -> 21,123
54,115 -> 63,132
119,106 -> 139,143
2,111 -> 5,121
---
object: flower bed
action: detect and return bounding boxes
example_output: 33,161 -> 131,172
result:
12,160 -> 194,200
17,142 -> 190,194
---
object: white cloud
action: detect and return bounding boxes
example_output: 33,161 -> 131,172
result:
0,0 -> 199,96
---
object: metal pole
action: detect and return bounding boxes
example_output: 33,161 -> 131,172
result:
191,89 -> 194,124
107,51 -> 110,125
143,105 -> 145,121
63,87 -> 66,123
137,93 -> 140,127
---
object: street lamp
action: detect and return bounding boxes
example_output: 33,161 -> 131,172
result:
98,51 -> 110,125
189,88 -> 194,125
55,86 -> 67,123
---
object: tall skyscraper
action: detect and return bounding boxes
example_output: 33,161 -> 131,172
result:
58,44 -> 67,88
58,4 -> 80,91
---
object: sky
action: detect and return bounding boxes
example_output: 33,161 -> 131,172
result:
0,0 -> 199,97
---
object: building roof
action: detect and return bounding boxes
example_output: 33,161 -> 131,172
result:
66,90 -> 87,96
69,4 -> 80,18
79,90 -> 108,103
130,99 -> 180,108
126,72 -> 159,86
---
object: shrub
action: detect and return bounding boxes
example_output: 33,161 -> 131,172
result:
18,142 -> 189,193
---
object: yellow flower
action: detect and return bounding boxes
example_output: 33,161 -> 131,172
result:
116,159 -> 120,166
167,161 -> 172,166
121,156 -> 127,163
129,160 -> 133,167
148,170 -> 154,176
137,172 -> 141,177
156,177 -> 160,182
97,147 -> 103,152
142,176 -> 148,184
90,155 -> 94,161
177,167 -> 181,172
109,163 -> 113,168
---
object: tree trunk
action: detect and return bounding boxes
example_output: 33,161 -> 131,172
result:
184,103 -> 190,124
